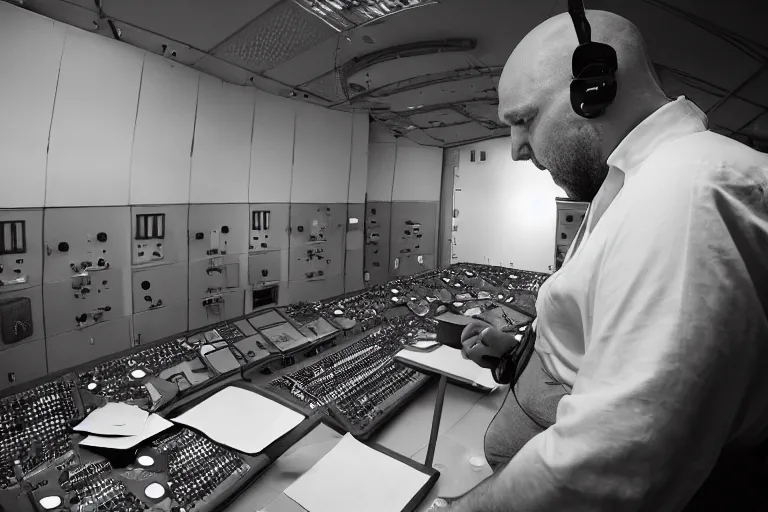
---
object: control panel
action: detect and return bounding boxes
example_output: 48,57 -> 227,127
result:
289,204 -> 345,283
249,203 -> 289,252
390,202 -> 438,277
0,209 -> 43,290
364,202 -> 391,286
131,205 -> 188,267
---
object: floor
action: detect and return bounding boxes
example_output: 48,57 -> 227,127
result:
226,380 -> 509,512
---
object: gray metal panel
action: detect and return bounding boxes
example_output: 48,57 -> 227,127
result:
390,202 -> 439,257
132,262 -> 188,313
0,338 -> 47,391
189,254 -> 246,299
439,148 -> 457,268
43,268 -> 131,337
365,201 -> 391,273
288,239 -> 344,281
131,204 -> 189,267
249,203 -> 290,251
289,203 -> 346,248
344,248 -> 364,294
0,209 -> 43,290
346,203 -> 365,251
282,275 -> 344,304
390,253 -> 435,278
132,302 -> 188,345
46,316 -> 131,374
365,266 -> 389,287
188,203 -> 249,262
43,207 -> 131,283
188,289 -> 244,331
0,285 -> 45,346
248,250 -> 283,286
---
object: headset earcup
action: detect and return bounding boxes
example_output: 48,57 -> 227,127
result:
570,77 -> 617,118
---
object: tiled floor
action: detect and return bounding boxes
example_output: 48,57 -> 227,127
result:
226,380 -> 508,512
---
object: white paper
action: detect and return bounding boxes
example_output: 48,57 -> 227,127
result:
74,402 -> 150,437
80,414 -> 173,450
172,386 -> 304,454
285,433 -> 429,512
395,346 -> 498,391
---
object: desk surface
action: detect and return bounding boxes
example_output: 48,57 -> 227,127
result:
226,380 -> 508,512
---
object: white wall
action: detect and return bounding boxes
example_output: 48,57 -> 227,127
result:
453,138 -> 566,273
0,2 -> 364,208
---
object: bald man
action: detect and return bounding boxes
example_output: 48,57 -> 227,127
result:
429,8 -> 768,512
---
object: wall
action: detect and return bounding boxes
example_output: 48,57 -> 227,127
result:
0,3 -> 369,388
364,124 -> 443,286
451,138 -> 566,273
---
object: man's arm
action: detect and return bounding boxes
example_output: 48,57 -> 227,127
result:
447,167 -> 768,511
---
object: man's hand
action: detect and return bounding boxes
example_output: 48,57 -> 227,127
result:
460,321 -> 518,369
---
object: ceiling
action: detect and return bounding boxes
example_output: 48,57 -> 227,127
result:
8,0 -> 768,150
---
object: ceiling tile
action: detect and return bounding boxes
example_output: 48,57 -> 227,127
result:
408,109 -> 470,128
424,122 -> 498,145
97,0 -> 284,51
739,69 -> 768,108
707,97 -> 765,132
380,75 -> 498,111
211,0 -> 334,72
264,36 -> 339,86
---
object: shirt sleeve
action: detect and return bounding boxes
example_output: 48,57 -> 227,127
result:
497,162 -> 768,511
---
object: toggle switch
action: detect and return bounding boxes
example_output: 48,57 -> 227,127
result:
58,242 -> 69,252
195,232 -> 204,240
221,226 -> 229,234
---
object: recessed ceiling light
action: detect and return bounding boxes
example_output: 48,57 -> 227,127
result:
295,0 -> 438,31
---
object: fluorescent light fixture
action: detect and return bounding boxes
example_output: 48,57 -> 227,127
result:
295,0 -> 439,31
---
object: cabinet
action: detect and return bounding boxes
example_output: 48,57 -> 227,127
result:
554,198 -> 589,271
0,338 -> 47,391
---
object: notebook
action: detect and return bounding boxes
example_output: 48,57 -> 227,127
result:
395,345 -> 498,391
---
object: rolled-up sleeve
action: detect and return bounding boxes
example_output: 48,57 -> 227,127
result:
497,164 -> 768,511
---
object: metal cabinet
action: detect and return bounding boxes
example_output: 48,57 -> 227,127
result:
554,198 -> 589,271
0,338 -> 47,391
46,316 -> 131,374
0,209 -> 43,290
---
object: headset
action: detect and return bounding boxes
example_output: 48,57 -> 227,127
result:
568,0 -> 618,118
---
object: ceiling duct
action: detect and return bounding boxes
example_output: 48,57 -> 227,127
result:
294,0 -> 439,31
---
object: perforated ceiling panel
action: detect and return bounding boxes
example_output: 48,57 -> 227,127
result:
212,0 -> 335,72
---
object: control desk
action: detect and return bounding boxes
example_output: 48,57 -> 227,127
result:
0,263 -> 548,512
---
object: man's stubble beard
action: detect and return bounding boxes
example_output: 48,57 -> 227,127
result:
545,128 -> 609,202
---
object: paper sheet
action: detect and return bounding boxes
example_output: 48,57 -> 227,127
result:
172,386 -> 305,454
284,433 -> 429,512
80,414 -> 173,450
74,402 -> 150,436
395,345 -> 498,391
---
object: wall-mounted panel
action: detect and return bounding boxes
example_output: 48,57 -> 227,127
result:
289,204 -> 346,248
249,251 -> 284,287
391,253 -> 435,278
250,92 -> 295,203
188,290 -> 244,331
0,209 -> 44,290
43,268 -> 131,337
0,338 -> 47,391
130,54 -> 199,205
131,205 -> 188,267
392,140 -> 443,201
190,76 -> 254,203
43,207 -> 131,283
289,242 -> 344,281
132,262 -> 188,313
281,276 -> 344,305
188,204 -> 249,261
132,302 -> 188,345
345,248 -> 364,293
188,255 -> 247,299
345,203 -> 365,293
46,316 -> 131,374
0,286 -> 45,347
366,143 -> 396,202
0,4 -> 65,208
291,103 -> 353,203
348,112 -> 370,203
346,204 -> 365,251
364,201 -> 391,278
249,203 -> 290,251
390,202 -> 439,257
47,28 -> 144,207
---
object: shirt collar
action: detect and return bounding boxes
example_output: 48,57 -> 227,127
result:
606,96 -> 708,175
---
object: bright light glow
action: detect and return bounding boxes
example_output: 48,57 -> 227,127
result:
349,217 -> 359,224
295,0 -> 438,30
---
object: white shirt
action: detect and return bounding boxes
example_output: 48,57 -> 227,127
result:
508,97 -> 768,510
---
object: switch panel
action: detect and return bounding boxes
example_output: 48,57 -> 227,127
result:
132,262 -> 188,313
288,241 -> 344,282
43,268 -> 130,337
0,338 -> 47,391
0,209 -> 43,289
0,286 -> 44,346
389,202 -> 438,257
189,289 -> 244,331
364,202 -> 391,278
189,254 -> 246,299
282,276 -> 344,305
131,205 -> 188,266
189,204 -> 248,262
46,316 -> 131,374
249,203 -> 289,251
132,302 -> 188,345
248,251 -> 283,287
44,207 -> 130,283
390,253 -> 435,278
289,203 -> 346,248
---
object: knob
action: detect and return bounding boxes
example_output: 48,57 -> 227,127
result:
96,232 -> 107,242
8,373 -> 15,383
297,226 -> 304,232
221,226 -> 229,234
566,215 -> 574,222
141,281 -> 151,290
58,242 -> 69,252
195,232 -> 204,240
261,269 -> 268,277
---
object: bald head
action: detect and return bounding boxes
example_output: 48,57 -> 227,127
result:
498,10 -> 668,201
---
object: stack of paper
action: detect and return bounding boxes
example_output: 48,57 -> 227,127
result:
172,386 -> 305,454
75,403 -> 173,450
395,345 -> 498,391
284,433 -> 429,512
